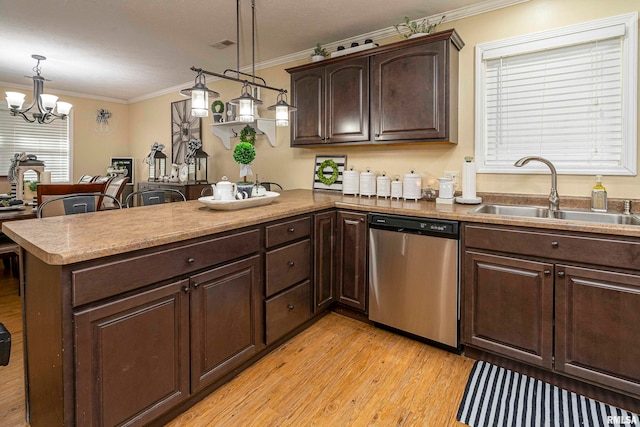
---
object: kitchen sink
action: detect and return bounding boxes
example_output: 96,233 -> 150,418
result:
468,204 -> 551,218
552,209 -> 640,225
468,204 -> 640,226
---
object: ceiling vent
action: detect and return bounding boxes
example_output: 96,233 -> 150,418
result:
210,39 -> 236,49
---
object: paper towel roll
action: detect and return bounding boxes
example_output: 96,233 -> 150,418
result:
462,161 -> 476,199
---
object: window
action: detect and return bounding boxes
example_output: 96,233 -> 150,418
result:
0,104 -> 72,182
475,13 -> 637,175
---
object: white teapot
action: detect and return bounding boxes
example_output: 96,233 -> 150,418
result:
211,176 -> 247,201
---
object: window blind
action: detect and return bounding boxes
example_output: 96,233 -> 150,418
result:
0,104 -> 71,182
475,12 -> 637,175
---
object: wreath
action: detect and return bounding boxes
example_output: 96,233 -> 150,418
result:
211,100 -> 224,114
316,159 -> 339,186
240,124 -> 256,145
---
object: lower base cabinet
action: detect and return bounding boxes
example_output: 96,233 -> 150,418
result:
463,223 -> 640,399
74,280 -> 191,426
336,210 -> 368,312
74,256 -> 263,426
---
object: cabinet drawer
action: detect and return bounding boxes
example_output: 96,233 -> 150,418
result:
265,239 -> 311,297
265,216 -> 311,248
464,224 -> 640,271
72,228 -> 260,306
265,280 -> 311,344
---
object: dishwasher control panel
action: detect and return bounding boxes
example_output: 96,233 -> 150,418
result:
369,214 -> 459,237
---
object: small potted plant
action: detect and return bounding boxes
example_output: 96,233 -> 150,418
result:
394,15 -> 445,39
211,100 -> 225,123
311,43 -> 329,62
233,124 -> 257,197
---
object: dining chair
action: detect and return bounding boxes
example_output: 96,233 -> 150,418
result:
37,182 -> 108,207
125,188 -> 186,208
200,186 -> 213,197
262,182 -> 283,191
77,175 -> 97,183
37,193 -> 122,218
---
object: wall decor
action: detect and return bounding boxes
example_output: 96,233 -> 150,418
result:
93,108 -> 115,135
171,99 -> 201,164
110,157 -> 134,185
313,155 -> 346,191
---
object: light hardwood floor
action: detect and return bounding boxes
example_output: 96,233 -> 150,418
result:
0,268 -> 473,426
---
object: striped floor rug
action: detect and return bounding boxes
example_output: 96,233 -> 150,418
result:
457,360 -> 639,427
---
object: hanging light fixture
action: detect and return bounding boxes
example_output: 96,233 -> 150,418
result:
181,0 -> 295,126
5,54 -> 73,124
179,70 -> 220,117
230,82 -> 262,122
268,91 -> 297,127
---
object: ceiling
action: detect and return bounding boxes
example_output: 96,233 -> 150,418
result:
0,0 -> 523,103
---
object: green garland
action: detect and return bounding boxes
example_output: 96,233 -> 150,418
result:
316,159 -> 339,186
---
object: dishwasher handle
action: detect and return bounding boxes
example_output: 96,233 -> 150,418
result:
369,214 -> 459,238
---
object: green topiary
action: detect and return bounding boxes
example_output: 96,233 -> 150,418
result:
233,142 -> 256,165
211,100 -> 224,114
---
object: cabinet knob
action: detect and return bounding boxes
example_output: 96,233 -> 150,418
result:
287,227 -> 295,232
544,270 -> 551,276
360,217 -> 365,222
183,286 -> 189,293
288,261 -> 295,267
551,241 -> 559,248
287,304 -> 295,310
193,283 -> 200,289
558,271 -> 566,278
187,257 -> 196,263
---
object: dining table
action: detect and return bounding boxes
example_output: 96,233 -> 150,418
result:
0,206 -> 37,231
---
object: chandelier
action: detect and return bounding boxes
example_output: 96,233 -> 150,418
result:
181,0 -> 295,126
5,54 -> 73,124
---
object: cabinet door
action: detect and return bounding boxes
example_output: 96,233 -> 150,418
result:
463,251 -> 554,368
74,279 -> 190,427
325,57 -> 370,144
314,211 -> 336,312
290,68 -> 325,146
556,265 -> 640,397
371,40 -> 448,142
336,211 -> 368,312
189,255 -> 263,392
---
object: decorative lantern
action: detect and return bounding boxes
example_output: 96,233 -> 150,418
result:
144,143 -> 167,182
188,148 -> 209,183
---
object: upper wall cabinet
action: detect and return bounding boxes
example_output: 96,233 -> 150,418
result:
287,30 -> 464,147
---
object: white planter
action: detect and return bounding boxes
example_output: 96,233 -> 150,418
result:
311,55 -> 325,62
408,32 -> 429,39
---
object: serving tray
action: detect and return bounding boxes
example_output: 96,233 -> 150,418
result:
198,191 -> 280,211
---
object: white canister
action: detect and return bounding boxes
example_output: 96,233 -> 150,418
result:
342,167 -> 360,195
403,170 -> 422,201
390,176 -> 403,199
359,168 -> 376,197
376,172 -> 391,198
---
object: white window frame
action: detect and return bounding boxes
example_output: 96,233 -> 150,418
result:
0,104 -> 73,182
475,12 -> 638,175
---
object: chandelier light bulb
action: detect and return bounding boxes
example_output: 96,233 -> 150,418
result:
40,94 -> 59,111
5,92 -> 26,109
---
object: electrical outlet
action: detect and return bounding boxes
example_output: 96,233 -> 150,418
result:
445,170 -> 459,185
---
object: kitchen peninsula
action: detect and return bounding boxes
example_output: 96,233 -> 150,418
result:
5,189 -> 640,425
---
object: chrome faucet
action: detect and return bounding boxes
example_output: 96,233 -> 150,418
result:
514,156 -> 559,211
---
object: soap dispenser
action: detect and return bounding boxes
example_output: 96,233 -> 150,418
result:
591,175 -> 607,212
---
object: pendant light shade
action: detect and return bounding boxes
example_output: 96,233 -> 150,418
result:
230,82 -> 263,123
268,91 -> 297,127
180,71 -> 219,118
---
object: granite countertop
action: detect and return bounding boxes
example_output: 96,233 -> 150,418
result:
4,189 -> 640,266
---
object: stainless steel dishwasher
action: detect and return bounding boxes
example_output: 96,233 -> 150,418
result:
368,213 -> 459,351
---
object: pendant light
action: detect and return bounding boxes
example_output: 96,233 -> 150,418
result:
182,0 -> 295,126
267,91 -> 297,127
180,70 -> 220,117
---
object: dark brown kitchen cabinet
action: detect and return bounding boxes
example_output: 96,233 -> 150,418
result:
313,210 -> 336,312
74,279 -> 190,427
555,265 -> 640,397
371,38 -> 457,142
336,210 -> 368,312
462,223 -> 640,399
463,251 -> 554,369
287,29 -> 463,147
189,256 -> 263,392
289,56 -> 369,146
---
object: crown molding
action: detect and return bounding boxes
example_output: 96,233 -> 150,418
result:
0,80 -> 127,104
